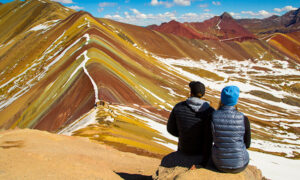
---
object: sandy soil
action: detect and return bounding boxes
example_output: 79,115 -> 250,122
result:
0,129 -> 160,180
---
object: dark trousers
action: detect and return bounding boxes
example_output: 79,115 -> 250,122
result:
160,151 -> 204,168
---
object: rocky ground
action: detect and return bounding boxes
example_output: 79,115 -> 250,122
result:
0,129 -> 263,180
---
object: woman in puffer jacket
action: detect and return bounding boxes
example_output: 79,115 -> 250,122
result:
211,86 -> 251,173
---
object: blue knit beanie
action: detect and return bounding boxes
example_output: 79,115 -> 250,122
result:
221,86 -> 240,106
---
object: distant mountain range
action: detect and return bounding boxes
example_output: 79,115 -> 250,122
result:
147,12 -> 256,41
237,8 -> 300,35
148,8 -> 300,39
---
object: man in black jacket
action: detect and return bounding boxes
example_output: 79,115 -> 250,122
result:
164,81 -> 215,167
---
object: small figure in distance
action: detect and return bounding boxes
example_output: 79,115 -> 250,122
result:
161,81 -> 215,168
211,85 -> 251,173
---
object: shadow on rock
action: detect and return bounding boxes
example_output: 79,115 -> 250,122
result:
153,151 -> 263,180
116,172 -> 152,180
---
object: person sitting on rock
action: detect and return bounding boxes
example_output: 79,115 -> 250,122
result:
163,81 -> 215,168
211,85 -> 251,173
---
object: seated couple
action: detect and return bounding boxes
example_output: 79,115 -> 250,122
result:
163,81 -> 251,173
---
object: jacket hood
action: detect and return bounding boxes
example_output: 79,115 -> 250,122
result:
186,97 -> 210,112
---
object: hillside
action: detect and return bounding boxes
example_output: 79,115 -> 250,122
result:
266,31 -> 300,61
0,0 -> 74,43
0,1 -> 299,179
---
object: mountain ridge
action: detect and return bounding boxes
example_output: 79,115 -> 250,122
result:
147,12 -> 256,41
237,8 -> 300,35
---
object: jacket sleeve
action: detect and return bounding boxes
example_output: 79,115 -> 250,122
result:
244,116 -> 251,148
167,107 -> 179,137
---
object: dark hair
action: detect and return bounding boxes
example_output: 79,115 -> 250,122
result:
191,92 -> 204,98
189,81 -> 205,98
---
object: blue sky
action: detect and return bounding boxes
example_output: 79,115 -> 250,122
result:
1,0 -> 299,26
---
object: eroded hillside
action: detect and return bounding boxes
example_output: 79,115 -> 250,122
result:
0,0 -> 299,162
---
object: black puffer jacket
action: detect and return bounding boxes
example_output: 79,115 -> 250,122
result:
167,97 -> 215,166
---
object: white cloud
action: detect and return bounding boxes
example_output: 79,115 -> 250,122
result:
174,0 -> 191,6
198,4 -> 208,8
179,12 -> 197,20
150,0 -> 191,7
68,5 -> 84,10
241,10 -> 278,18
159,12 -> 177,20
131,8 -> 148,19
241,11 -> 257,16
212,1 -> 221,6
124,11 -> 131,18
274,6 -> 297,12
179,12 -> 214,22
104,8 -> 215,26
258,10 -> 270,16
229,12 -> 239,16
99,2 -> 117,8
98,2 -> 118,15
204,9 -> 210,12
51,0 -> 73,3
151,0 -> 161,5
104,14 -> 123,20
150,0 -> 173,8
229,12 -> 241,19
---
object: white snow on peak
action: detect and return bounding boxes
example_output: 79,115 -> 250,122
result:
63,34 -> 99,104
82,51 -> 100,103
216,19 -> 221,30
64,49 -> 99,104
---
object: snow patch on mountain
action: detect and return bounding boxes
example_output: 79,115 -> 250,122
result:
252,139 -> 299,157
0,32 -> 91,110
58,108 -> 98,136
140,85 -> 166,103
154,55 -> 300,106
249,151 -> 300,180
29,20 -> 60,33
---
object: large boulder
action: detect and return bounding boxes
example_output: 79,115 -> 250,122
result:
153,165 -> 263,180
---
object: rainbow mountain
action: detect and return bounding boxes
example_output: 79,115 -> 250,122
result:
0,0 -> 299,164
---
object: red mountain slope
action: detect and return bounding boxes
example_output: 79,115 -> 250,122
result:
148,12 -> 256,41
148,20 -> 207,39
189,12 -> 256,41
